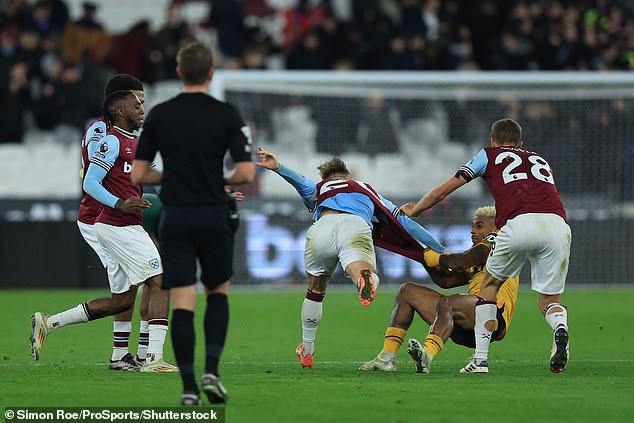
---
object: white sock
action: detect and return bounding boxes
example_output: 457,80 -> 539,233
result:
147,318 -> 168,356
301,298 -> 322,355
379,351 -> 395,361
474,302 -> 497,361
47,304 -> 89,332
544,303 -> 568,331
112,321 -> 131,361
137,320 -> 149,360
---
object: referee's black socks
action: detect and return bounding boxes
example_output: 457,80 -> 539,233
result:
171,309 -> 198,393
204,293 -> 229,377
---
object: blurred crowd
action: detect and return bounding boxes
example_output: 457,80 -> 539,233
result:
1,0 -> 633,144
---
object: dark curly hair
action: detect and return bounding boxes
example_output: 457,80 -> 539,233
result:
104,74 -> 143,98
102,90 -> 132,127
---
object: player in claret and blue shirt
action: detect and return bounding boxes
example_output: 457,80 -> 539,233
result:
32,75 -> 152,370
31,89 -> 177,373
256,146 -> 446,369
401,118 -> 571,374
77,74 -> 152,370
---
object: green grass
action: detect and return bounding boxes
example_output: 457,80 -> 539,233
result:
1,287 -> 633,423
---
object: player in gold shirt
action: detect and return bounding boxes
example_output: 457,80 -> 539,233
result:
360,206 -> 518,374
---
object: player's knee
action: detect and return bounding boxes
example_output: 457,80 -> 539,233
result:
396,282 -> 416,302
112,295 -> 135,314
436,296 -> 451,313
144,275 -> 162,289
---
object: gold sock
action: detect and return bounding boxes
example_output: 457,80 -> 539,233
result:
423,333 -> 444,357
382,327 -> 407,354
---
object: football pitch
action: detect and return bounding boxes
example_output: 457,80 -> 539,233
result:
1,287 -> 633,423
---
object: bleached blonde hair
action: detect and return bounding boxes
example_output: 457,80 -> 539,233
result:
474,206 -> 496,218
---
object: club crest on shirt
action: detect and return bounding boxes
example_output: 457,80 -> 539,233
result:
149,258 -> 160,269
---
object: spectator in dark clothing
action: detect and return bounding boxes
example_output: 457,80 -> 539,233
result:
0,0 -> 32,31
152,4 -> 195,80
0,61 -> 31,143
28,1 -> 55,37
56,63 -> 87,129
208,0 -> 246,60
357,95 -> 399,156
47,0 -> 69,32
287,31 -> 329,70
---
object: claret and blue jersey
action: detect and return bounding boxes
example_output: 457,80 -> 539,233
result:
83,126 -> 143,227
274,163 -> 445,253
457,146 -> 566,228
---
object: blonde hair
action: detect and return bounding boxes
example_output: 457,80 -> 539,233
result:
474,206 -> 496,218
317,157 -> 350,180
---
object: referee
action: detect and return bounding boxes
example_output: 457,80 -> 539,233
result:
131,41 -> 254,405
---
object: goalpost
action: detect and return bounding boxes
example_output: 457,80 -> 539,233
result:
206,71 -> 634,286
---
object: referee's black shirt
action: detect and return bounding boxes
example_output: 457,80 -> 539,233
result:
136,92 -> 252,206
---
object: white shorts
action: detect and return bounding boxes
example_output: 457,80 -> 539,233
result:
486,213 -> 571,295
94,223 -> 162,293
77,221 -> 108,268
304,214 -> 376,277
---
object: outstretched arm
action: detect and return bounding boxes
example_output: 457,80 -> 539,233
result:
400,175 -> 468,217
421,233 -> 495,289
425,265 -> 470,289
401,148 -> 488,217
423,233 -> 495,270
424,243 -> 490,270
256,146 -> 317,209
379,194 -> 445,253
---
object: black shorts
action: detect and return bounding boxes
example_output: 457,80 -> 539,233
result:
158,205 -> 234,289
449,305 -> 507,348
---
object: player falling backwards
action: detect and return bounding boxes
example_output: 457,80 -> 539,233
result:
31,89 -> 177,372
256,146 -> 445,369
360,206 -> 519,373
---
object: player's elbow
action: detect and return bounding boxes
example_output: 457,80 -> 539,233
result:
83,178 -> 96,196
232,162 -> 256,185
130,163 -> 146,185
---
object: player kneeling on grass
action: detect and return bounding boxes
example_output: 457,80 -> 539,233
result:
31,90 -> 177,373
360,206 -> 519,374
256,147 -> 445,369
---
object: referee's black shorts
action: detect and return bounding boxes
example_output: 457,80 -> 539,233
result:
158,204 -> 234,289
